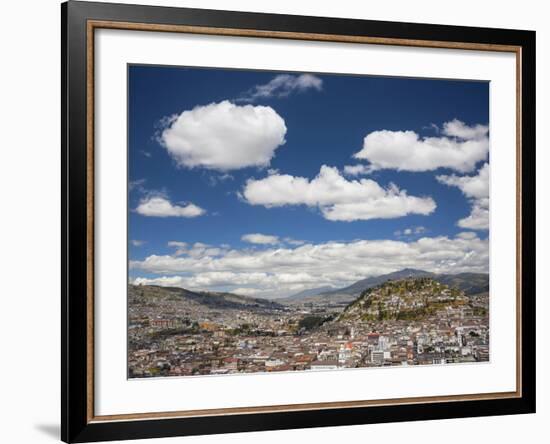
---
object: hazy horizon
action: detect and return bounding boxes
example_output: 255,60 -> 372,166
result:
131,267 -> 490,300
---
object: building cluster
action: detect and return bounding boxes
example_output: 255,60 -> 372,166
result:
128,284 -> 489,378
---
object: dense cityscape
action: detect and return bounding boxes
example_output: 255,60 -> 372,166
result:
128,271 -> 489,378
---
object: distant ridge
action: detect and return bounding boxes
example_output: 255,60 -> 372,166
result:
129,284 -> 285,311
283,286 -> 335,302
282,269 -> 488,304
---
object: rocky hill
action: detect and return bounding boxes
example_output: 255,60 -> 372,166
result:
338,277 -> 469,322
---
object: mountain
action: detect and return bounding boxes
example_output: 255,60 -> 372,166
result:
283,269 -> 489,304
434,273 -> 489,296
282,286 -> 335,302
338,277 -> 468,322
129,284 -> 285,311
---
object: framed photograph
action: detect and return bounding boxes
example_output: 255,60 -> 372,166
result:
62,1 -> 535,442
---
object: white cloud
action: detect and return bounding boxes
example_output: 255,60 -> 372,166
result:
242,165 -> 436,221
167,241 -> 187,248
231,287 -> 268,297
283,237 -> 305,246
423,123 -> 440,133
131,240 -> 146,247
437,162 -> 489,200
343,164 -> 374,176
437,163 -> 489,230
129,178 -> 146,192
131,233 -> 488,298
237,74 -> 323,102
206,173 -> 234,187
167,241 -> 188,256
238,233 -> 305,246
167,241 -> 230,258
135,196 -> 205,218
352,120 -> 489,173
134,276 -> 186,288
442,119 -> 489,140
456,199 -> 489,230
394,226 -> 427,237
160,101 -> 287,171
456,231 -> 479,240
241,233 -> 280,245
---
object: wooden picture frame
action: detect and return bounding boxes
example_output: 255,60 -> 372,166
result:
62,1 -> 536,442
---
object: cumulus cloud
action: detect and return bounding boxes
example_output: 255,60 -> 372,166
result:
237,73 -> 323,103
131,240 -> 146,247
135,196 -> 205,218
455,199 -> 489,230
241,233 -> 280,245
442,119 -> 490,140
131,233 -> 488,298
352,119 -> 489,173
242,165 -> 436,221
437,162 -> 489,199
160,101 -> 287,171
437,163 -> 489,230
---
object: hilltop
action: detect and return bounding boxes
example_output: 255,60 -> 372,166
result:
338,277 -> 471,322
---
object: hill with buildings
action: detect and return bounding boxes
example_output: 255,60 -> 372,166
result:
337,277 -> 470,322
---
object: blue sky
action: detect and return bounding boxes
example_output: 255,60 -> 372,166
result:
128,65 -> 489,298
